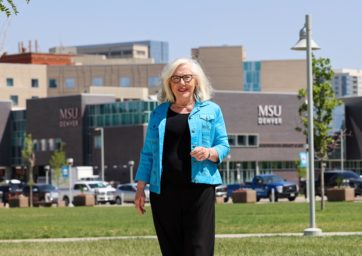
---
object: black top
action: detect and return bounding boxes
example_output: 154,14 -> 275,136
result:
161,108 -> 191,187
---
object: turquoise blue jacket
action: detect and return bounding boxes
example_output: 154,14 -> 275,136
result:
135,100 -> 230,194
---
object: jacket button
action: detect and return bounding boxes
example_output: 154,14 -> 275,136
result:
192,129 -> 195,133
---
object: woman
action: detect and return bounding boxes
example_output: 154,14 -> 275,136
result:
134,58 -> 230,256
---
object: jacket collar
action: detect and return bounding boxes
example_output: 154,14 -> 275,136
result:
155,100 -> 210,117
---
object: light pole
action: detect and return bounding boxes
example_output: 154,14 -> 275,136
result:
340,129 -> 344,171
128,160 -> 135,183
67,158 -> 74,207
226,154 -> 231,184
94,127 -> 105,181
236,163 -> 241,183
292,14 -> 322,236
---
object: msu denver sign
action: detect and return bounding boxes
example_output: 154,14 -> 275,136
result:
258,105 -> 282,125
59,107 -> 80,127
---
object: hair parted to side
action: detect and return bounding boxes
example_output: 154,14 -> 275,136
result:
157,58 -> 214,103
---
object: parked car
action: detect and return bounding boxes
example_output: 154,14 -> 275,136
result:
115,183 -> 150,204
315,170 -> 362,196
22,184 -> 59,206
58,180 -> 116,206
240,174 -> 299,202
0,180 -> 24,206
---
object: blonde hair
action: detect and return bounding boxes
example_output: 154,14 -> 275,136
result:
157,58 -> 214,103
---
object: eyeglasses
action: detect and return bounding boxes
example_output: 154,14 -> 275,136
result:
170,74 -> 194,83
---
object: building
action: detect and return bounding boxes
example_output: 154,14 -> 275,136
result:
0,100 -> 12,177
0,91 -> 312,184
332,69 -> 362,98
46,63 -> 165,98
0,45 -> 309,110
49,40 -> 169,64
0,63 -> 47,108
192,46 -> 307,93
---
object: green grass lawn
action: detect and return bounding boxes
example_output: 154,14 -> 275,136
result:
0,236 -> 361,256
0,201 -> 361,255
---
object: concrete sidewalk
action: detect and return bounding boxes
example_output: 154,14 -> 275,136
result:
0,232 -> 361,243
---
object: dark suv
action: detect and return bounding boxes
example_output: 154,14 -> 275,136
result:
22,184 -> 60,206
0,182 -> 24,206
316,170 -> 362,196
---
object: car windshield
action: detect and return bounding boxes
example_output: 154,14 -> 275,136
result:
37,184 -> 57,191
262,175 -> 283,184
89,183 -> 107,189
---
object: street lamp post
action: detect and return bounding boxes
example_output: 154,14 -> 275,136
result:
67,158 -> 74,207
236,163 -> 241,182
95,127 -> 105,181
226,154 -> 231,184
128,160 -> 135,183
292,14 -> 322,236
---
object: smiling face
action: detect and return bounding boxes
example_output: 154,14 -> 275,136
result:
169,63 -> 197,103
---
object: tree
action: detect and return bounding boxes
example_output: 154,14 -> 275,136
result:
0,0 -> 30,16
297,56 -> 342,210
49,143 -> 66,187
21,133 -> 35,207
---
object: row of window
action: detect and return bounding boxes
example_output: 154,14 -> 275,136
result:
88,101 -> 158,115
48,76 -> 160,89
1,78 -> 39,88
33,138 -> 63,152
228,134 -> 259,147
88,112 -> 152,128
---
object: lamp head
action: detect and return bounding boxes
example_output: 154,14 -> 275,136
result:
291,24 -> 320,51
67,158 -> 74,166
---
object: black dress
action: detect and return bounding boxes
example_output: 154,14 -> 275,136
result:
150,108 -> 215,256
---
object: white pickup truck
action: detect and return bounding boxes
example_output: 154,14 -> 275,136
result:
59,180 -> 116,206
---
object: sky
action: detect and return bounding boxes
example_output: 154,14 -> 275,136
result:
1,0 -> 362,69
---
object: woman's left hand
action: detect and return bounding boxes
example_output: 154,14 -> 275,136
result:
190,146 -> 210,161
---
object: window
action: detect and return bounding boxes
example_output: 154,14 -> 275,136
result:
237,135 -> 247,146
119,77 -> 131,87
65,78 -> 76,89
48,138 -> 55,151
136,50 -> 146,56
41,139 -> 47,151
248,135 -> 258,146
92,77 -> 103,87
228,135 -> 236,146
148,76 -> 160,87
31,79 -> 39,88
55,138 -> 62,150
33,140 -> 40,152
122,50 -> 132,55
228,134 -> 259,147
94,135 -> 102,149
10,95 -> 18,106
48,79 -> 58,88
6,78 -> 14,87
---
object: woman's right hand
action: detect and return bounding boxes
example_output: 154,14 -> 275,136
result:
134,181 -> 146,214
